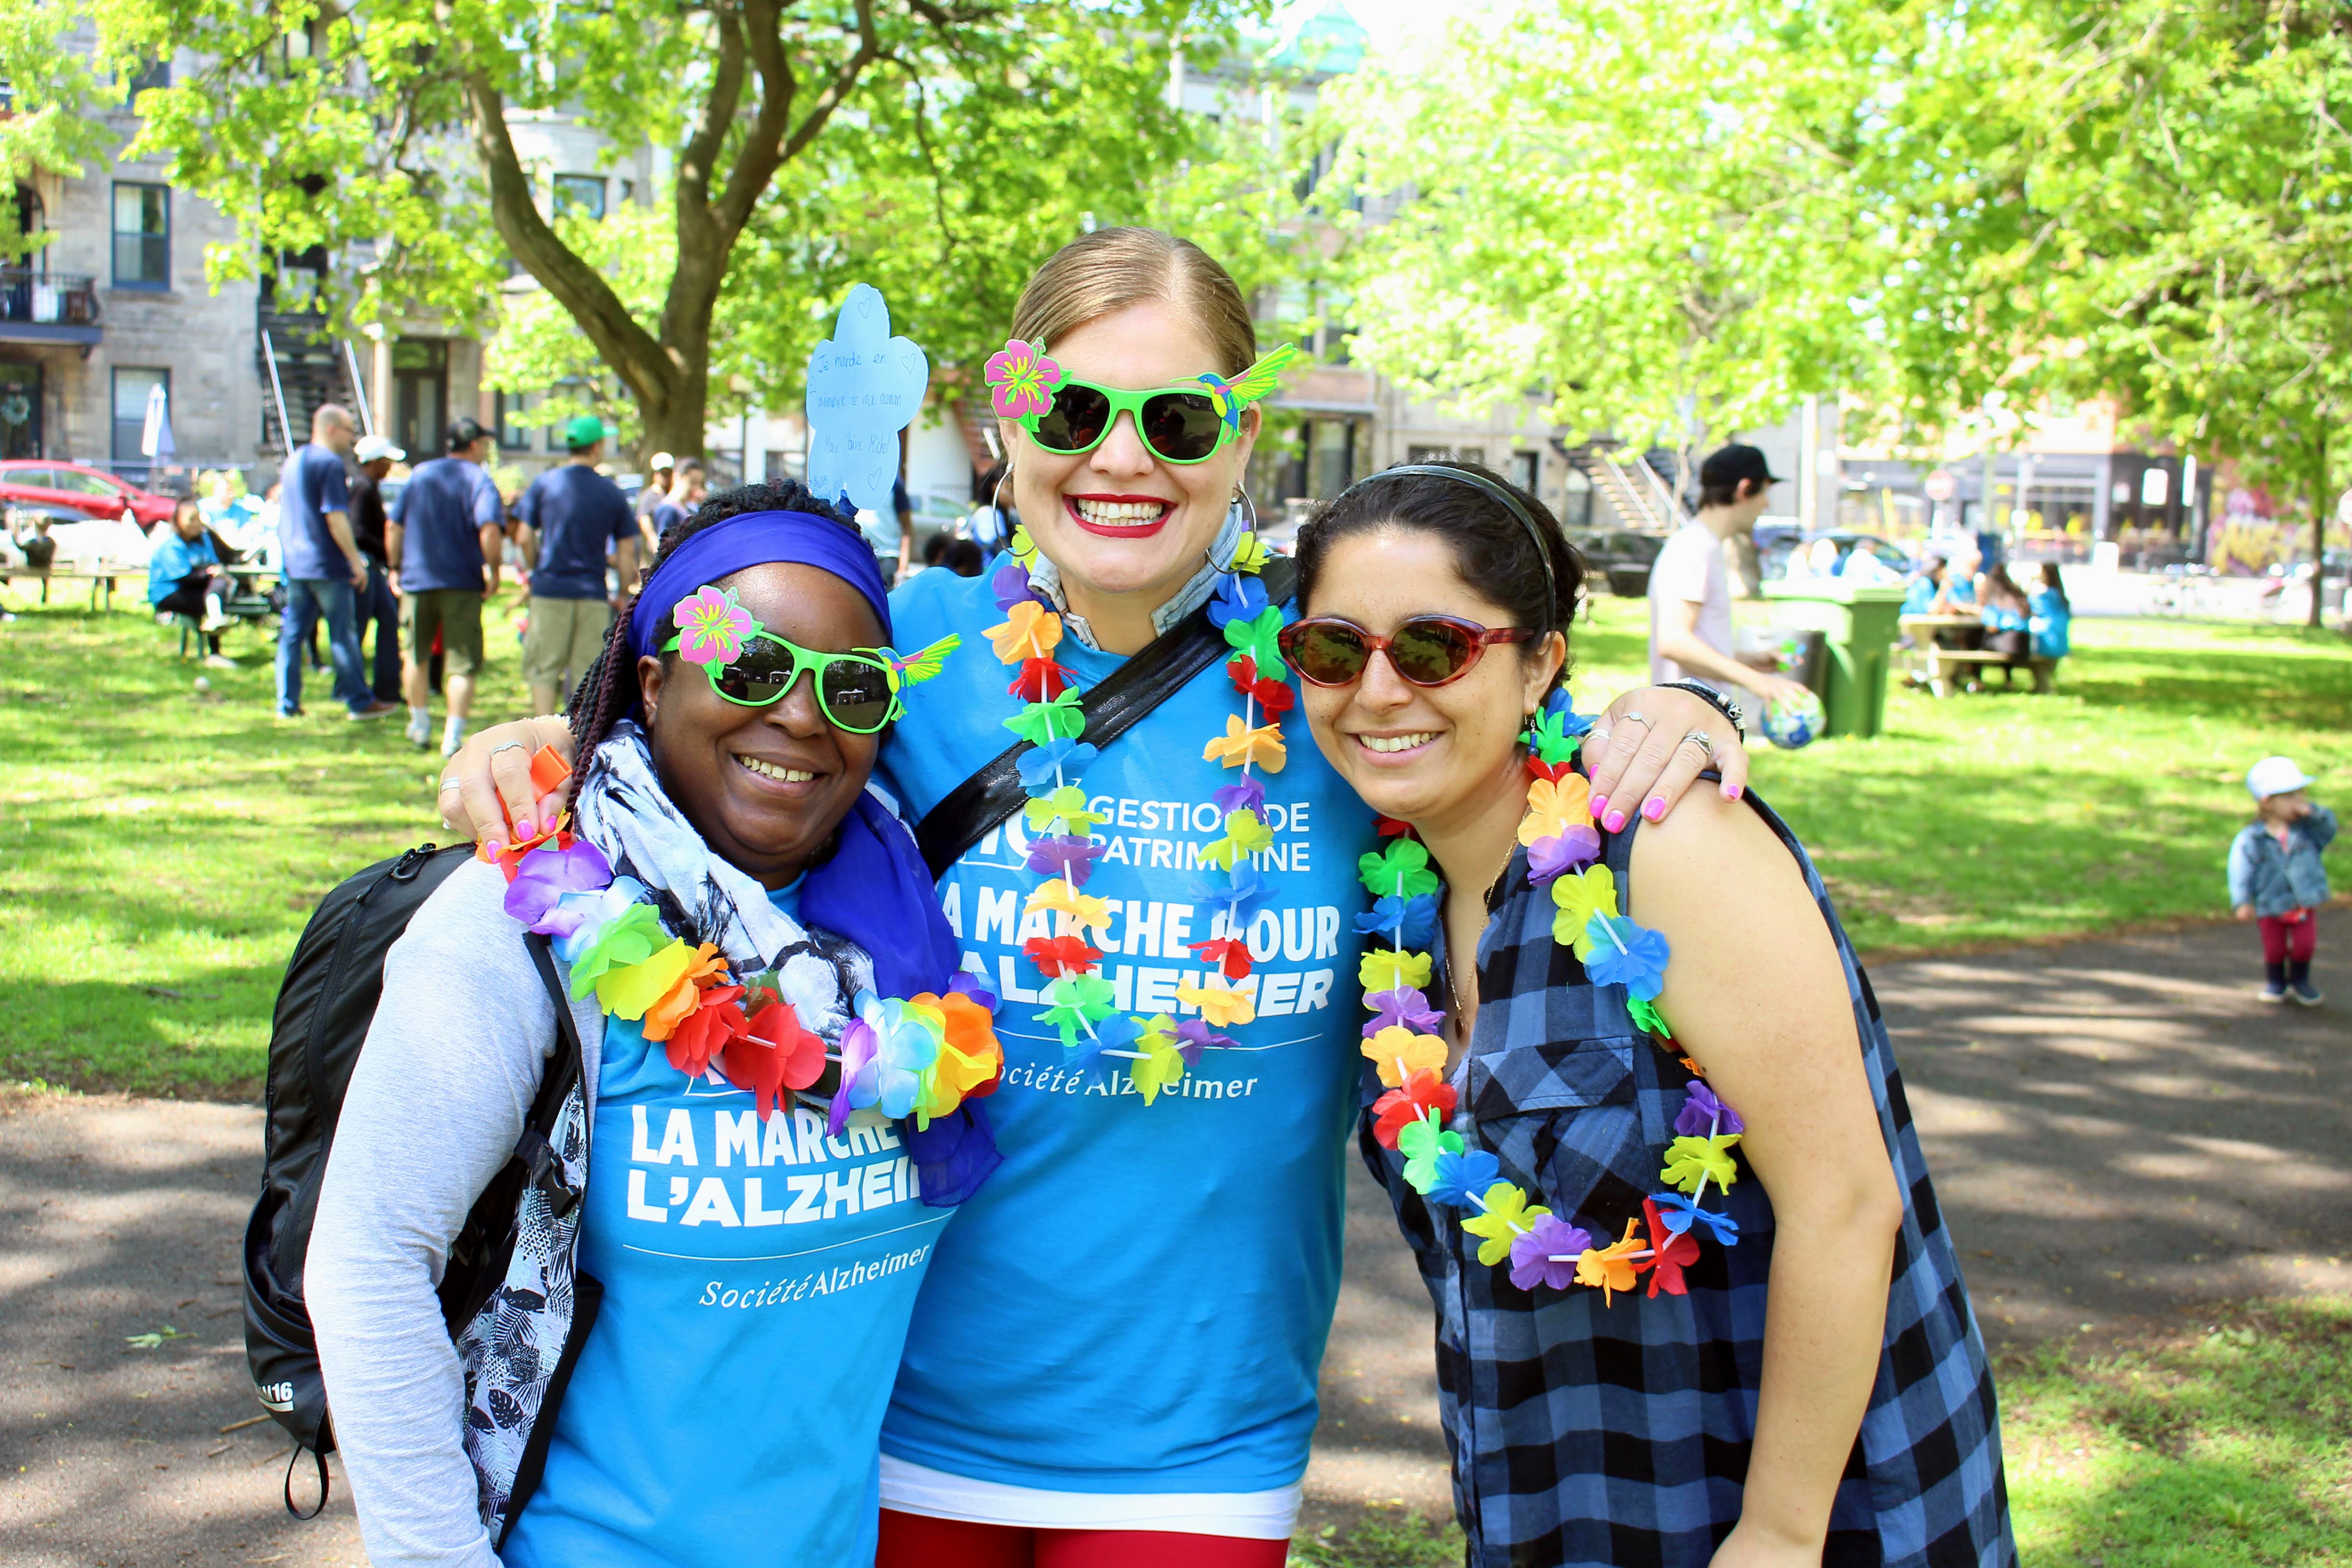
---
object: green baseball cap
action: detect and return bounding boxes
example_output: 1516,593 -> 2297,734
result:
564,414 -> 606,451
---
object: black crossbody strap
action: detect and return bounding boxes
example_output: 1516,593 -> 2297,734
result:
915,557 -> 1298,880
520,933 -> 589,1215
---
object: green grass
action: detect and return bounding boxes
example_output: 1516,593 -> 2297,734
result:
0,585 -> 540,1098
1564,597 -> 2352,955
2,584 -> 2347,1097
1299,1303 -> 2352,1567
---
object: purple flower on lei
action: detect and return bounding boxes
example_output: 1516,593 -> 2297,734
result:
1509,1215 -> 1593,1290
1526,825 -> 1602,884
1024,834 -> 1106,886
1362,985 -> 1444,1039
829,1018 -> 879,1137
948,970 -> 999,1013
503,837 -> 614,935
991,557 -> 1048,612
1674,1080 -> 1745,1138
1173,1018 -> 1235,1065
1212,777 -> 1267,817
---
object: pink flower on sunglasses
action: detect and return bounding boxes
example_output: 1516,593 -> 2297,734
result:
672,585 -> 758,668
985,339 -> 1062,419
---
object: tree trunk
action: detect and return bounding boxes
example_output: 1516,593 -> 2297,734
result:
2313,427 -> 2330,631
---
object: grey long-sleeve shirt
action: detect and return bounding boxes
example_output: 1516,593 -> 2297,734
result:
305,858 -> 605,1567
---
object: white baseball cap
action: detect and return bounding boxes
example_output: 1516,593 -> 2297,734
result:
2247,756 -> 2315,799
649,451 -> 676,471
355,435 -> 406,464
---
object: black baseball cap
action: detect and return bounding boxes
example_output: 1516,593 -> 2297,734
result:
1699,443 -> 1782,491
445,415 -> 489,453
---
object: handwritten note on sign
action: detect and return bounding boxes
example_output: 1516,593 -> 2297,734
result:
805,284 -> 929,516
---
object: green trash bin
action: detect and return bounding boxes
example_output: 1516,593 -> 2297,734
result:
1759,579 -> 1906,738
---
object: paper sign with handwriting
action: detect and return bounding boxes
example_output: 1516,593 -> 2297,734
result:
805,284 -> 929,515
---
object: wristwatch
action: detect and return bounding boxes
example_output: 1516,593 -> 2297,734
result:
1658,679 -> 1745,739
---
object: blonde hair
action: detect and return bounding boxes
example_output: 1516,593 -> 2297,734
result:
1010,228 -> 1259,377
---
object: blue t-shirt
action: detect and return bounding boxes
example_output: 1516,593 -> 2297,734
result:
1900,575 -> 1940,615
277,443 -> 352,582
391,457 -> 502,593
875,567 -> 1373,1493
146,529 -> 219,606
504,880 -> 952,1568
2028,587 -> 2070,658
520,464 -> 634,600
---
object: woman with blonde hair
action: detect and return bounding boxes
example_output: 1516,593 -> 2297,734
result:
442,227 -> 1751,1564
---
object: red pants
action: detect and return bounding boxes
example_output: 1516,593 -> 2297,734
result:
2259,912 -> 2318,965
875,1510 -> 1289,1568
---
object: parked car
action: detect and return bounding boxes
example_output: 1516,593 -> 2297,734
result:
1762,529 -> 1913,582
0,460 -> 178,529
1568,528 -> 1670,596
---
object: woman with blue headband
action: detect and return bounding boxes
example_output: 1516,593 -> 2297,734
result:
439,231 -> 1753,1565
306,483 -> 1002,1568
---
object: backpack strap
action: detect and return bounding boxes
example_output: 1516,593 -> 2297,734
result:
519,933 -> 589,1217
914,556 -> 1297,880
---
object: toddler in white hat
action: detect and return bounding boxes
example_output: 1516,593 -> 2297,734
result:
2229,756 -> 2335,1004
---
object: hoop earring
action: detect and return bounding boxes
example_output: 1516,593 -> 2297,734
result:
1231,482 -> 1259,535
993,463 -> 1015,521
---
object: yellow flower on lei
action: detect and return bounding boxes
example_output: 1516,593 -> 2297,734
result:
1551,864 -> 1619,957
1200,808 -> 1275,871
1460,1181 -> 1551,1266
1128,1034 -> 1189,1105
1359,947 -> 1433,995
1023,784 -> 1104,837
596,935 -> 699,1021
984,599 -> 1062,663
1202,714 -> 1287,773
1361,1024 -> 1445,1087
1517,774 -> 1593,847
1177,977 -> 1257,1028
1661,1133 -> 1744,1195
1027,879 -> 1112,935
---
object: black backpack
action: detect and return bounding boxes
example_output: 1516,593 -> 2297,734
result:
242,841 -> 587,1517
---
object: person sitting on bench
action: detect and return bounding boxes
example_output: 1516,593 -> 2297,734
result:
149,497 -> 237,669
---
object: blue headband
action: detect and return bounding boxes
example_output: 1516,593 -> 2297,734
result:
622,504 -> 963,1007
628,508 -> 894,661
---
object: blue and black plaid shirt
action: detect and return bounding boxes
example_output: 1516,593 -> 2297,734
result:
1362,792 -> 2014,1568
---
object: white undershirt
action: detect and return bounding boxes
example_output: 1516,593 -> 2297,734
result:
878,1455 -> 1302,1540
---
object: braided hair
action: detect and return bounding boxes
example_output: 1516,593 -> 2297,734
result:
565,477 -> 864,759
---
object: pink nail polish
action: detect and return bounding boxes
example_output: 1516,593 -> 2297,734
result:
1603,810 -> 1626,833
1590,794 -> 1610,820
515,816 -> 534,839
1642,797 -> 1666,822
485,840 -> 505,859
1724,782 -> 1744,802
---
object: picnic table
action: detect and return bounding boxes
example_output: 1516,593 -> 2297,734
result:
1900,613 -> 2059,698
0,558 -> 151,611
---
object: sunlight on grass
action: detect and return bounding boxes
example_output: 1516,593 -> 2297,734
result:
0,588 -> 539,1096
1566,598 -> 2352,955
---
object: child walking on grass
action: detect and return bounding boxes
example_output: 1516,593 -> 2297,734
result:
2231,756 -> 2336,1006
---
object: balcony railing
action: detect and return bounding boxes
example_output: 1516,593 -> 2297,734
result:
0,270 -> 101,327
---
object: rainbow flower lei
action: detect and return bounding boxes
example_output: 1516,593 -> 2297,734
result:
488,745 -> 1006,1131
1362,691 -> 1746,1301
979,524 -> 1296,1101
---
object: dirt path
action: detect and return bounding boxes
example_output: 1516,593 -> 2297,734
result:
2,920 -> 2343,1561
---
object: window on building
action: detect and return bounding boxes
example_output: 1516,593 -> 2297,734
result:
130,58 -> 171,94
553,175 -> 607,222
392,340 -> 449,459
0,364 -> 40,458
111,367 -> 169,474
111,182 -> 170,288
1406,444 -> 1487,468
1309,418 -> 1358,500
1511,451 -> 1538,493
497,390 -> 537,451
619,179 -> 638,204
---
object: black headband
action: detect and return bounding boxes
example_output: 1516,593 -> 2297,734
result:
1334,462 -> 1559,632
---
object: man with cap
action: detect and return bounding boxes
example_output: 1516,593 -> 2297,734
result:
351,432 -> 407,703
388,415 -> 504,755
633,449 -> 675,556
516,415 -> 639,715
1647,442 -> 1810,716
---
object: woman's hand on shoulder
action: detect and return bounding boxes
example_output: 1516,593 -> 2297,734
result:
439,717 -> 578,850
1581,685 -> 1750,831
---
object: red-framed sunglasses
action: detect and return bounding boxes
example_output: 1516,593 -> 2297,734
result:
1276,615 -> 1536,689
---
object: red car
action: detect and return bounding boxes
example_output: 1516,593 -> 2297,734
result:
0,459 -> 178,528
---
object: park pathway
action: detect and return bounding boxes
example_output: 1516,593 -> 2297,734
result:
0,919 -> 2344,1563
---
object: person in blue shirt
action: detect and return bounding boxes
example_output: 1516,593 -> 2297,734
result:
148,497 -> 235,667
390,416 -> 506,756
436,230 -> 1751,1566
518,415 -> 639,715
2230,756 -> 2336,1005
1900,555 -> 1947,616
2028,562 -> 2071,659
275,403 -> 396,721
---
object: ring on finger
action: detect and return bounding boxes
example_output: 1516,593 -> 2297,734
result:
438,779 -> 463,793
488,741 -> 530,757
1680,728 -> 1715,759
1620,711 -> 1650,729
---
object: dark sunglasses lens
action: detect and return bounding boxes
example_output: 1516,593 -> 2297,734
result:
715,642 -> 797,705
1139,393 -> 1224,462
1290,623 -> 1372,684
818,659 -> 894,731
1032,384 -> 1112,453
1389,620 -> 1479,684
